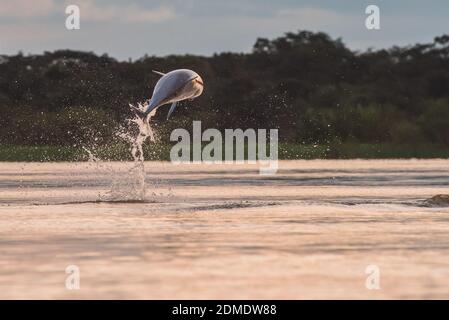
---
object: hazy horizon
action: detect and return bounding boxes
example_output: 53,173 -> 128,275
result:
1,0 -> 448,60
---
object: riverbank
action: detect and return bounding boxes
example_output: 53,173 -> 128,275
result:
1,143 -> 449,161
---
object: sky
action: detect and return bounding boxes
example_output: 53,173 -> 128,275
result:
0,0 -> 448,60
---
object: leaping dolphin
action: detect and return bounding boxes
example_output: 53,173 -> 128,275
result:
140,69 -> 204,119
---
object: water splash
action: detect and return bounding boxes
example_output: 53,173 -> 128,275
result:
112,102 -> 157,201
82,146 -> 101,162
117,102 -> 156,161
84,102 -> 158,202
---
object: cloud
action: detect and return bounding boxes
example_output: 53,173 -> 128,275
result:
0,0 -> 175,23
275,7 -> 346,24
0,0 -> 56,18
74,0 -> 176,23
163,7 -> 355,54
1,1 -> 447,59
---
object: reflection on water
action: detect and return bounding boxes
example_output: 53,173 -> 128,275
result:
1,160 -> 449,299
2,159 -> 449,205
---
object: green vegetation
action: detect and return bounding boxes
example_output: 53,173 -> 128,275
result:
1,30 -> 449,160
0,145 -> 82,162
2,143 -> 449,162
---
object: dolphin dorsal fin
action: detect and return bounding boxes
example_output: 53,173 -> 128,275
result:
152,70 -> 166,76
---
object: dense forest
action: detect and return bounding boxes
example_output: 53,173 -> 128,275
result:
1,30 -> 449,159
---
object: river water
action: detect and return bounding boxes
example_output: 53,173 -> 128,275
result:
1,159 -> 449,299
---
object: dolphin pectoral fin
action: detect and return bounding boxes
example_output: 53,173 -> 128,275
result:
152,70 -> 166,76
167,102 -> 178,120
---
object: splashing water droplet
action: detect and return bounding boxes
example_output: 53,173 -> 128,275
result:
84,101 -> 159,202
116,102 -> 156,162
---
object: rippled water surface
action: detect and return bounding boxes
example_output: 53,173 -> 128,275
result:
1,160 -> 449,299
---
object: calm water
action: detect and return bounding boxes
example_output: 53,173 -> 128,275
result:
1,160 -> 449,299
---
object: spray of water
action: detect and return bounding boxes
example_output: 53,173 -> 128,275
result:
117,102 -> 156,161
84,102 -> 158,202
113,102 -> 157,200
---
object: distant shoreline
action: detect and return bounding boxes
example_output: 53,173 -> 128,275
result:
1,143 -> 449,162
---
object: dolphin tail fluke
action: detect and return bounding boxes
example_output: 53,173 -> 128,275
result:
167,102 -> 178,120
143,99 -> 152,114
131,105 -> 147,118
130,99 -> 153,118
152,70 -> 166,76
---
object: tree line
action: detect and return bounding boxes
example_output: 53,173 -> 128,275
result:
1,30 -> 449,150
